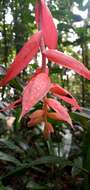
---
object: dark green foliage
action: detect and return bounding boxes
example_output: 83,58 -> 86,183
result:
0,110 -> 90,189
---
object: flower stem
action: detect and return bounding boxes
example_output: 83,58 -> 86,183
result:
38,0 -> 46,72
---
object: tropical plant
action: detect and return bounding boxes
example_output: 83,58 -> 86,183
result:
0,0 -> 90,189
0,0 -> 90,136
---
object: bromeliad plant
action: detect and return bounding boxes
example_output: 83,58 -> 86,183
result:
0,0 -> 90,137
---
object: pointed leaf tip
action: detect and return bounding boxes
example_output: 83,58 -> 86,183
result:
50,83 -> 80,111
57,95 -> 81,111
0,31 -> 42,86
44,49 -> 90,80
20,73 -> 51,119
46,98 -> 73,126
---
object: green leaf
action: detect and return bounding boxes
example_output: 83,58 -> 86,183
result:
0,156 -> 72,180
26,181 -> 47,190
0,151 -> 21,165
0,139 -> 22,152
0,181 -> 6,190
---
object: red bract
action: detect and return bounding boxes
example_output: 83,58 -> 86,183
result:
0,31 -> 42,86
50,83 -> 80,110
44,49 -> 90,80
46,98 -> 72,126
55,94 -> 80,111
20,73 -> 51,119
35,0 -> 58,49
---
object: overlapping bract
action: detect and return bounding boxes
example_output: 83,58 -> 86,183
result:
35,0 -> 58,49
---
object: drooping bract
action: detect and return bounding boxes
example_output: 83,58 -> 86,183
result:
20,73 -> 51,119
44,49 -> 90,80
46,98 -> 72,126
0,31 -> 42,86
50,83 -> 80,110
55,94 -> 81,111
